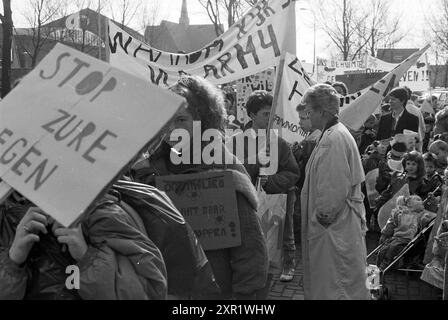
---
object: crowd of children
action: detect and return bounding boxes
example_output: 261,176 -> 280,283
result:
356,91 -> 448,294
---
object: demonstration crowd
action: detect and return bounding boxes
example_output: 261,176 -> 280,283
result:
0,73 -> 447,300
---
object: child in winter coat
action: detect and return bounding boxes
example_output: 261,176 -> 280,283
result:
362,141 -> 388,175
375,151 -> 428,214
423,152 -> 444,201
359,115 -> 378,155
377,195 -> 427,270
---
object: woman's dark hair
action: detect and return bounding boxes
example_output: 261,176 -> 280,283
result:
402,151 -> 426,179
245,90 -> 273,116
389,87 -> 409,107
423,152 -> 439,167
170,75 -> 227,132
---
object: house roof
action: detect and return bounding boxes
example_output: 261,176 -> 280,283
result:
145,20 -> 220,53
376,48 -> 419,64
42,8 -> 144,42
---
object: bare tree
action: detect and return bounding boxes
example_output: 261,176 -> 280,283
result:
141,1 -> 165,46
428,0 -> 448,58
316,0 -> 371,60
356,0 -> 406,57
1,0 -> 13,97
426,0 -> 448,87
109,0 -> 142,29
16,0 -> 67,67
198,0 -> 255,36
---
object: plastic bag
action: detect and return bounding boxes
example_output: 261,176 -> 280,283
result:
255,179 -> 287,270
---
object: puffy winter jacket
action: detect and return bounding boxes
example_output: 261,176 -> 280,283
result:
132,141 -> 269,299
0,198 -> 168,300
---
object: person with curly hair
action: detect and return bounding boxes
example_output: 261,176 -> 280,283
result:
132,75 -> 269,300
375,151 -> 428,216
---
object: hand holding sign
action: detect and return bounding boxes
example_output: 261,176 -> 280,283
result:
54,225 -> 87,261
9,207 -> 49,265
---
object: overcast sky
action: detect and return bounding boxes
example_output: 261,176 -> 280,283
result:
4,0 -> 439,63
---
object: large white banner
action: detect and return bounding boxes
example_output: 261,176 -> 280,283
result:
0,44 -> 184,226
269,47 -> 429,144
316,57 -> 366,83
365,54 -> 430,92
108,0 -> 296,87
339,45 -> 430,131
271,52 -> 313,144
316,52 -> 430,93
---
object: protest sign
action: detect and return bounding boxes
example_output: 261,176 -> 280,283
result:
270,52 -> 313,144
340,45 -> 430,131
377,184 -> 410,230
108,0 -> 296,87
400,59 -> 431,92
234,69 -> 275,125
0,43 -> 184,227
155,171 -> 241,251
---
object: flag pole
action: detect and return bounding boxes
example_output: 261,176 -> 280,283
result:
98,0 -> 102,60
105,18 -> 110,63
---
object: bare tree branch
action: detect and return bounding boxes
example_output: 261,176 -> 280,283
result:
198,0 -> 254,36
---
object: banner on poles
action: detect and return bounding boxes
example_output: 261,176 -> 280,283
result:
0,43 -> 184,227
316,57 -> 366,83
316,54 -> 430,93
108,0 -> 296,87
270,52 -> 314,144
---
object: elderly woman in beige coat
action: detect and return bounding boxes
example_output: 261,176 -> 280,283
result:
299,84 -> 370,300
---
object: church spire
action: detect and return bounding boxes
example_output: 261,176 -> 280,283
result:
179,0 -> 190,25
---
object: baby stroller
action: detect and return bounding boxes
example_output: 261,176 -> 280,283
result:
366,190 -> 440,300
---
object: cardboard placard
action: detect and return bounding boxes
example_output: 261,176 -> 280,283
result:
156,171 -> 241,251
0,43 -> 184,227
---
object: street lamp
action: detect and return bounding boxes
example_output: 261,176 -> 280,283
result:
299,7 -> 316,78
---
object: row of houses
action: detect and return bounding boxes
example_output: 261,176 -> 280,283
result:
2,0 -> 448,90
0,0 -> 219,89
